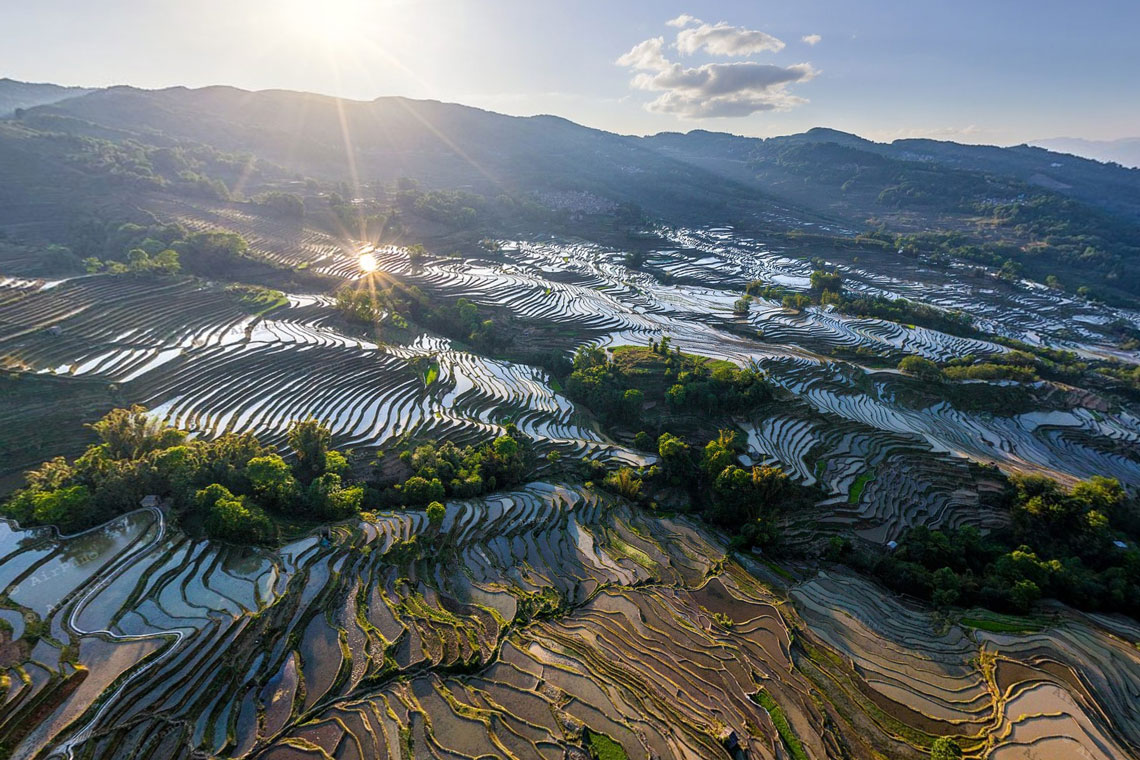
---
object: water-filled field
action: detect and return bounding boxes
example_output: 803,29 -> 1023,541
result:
2,217 -> 1139,759
3,484 -> 1138,759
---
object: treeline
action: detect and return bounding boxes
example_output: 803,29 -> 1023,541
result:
32,130 -> 255,200
335,280 -> 510,352
252,191 -> 305,218
596,429 -> 813,550
558,342 -> 808,549
834,474 -> 1140,616
564,341 -> 774,430
374,426 -> 533,506
393,179 -> 550,230
743,271 -> 978,338
897,343 -> 1112,389
66,219 -> 249,278
2,407 -> 360,543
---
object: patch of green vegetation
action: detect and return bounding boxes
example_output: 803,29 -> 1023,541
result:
423,361 -> 440,386
69,220 -> 256,279
565,340 -> 774,434
584,729 -> 628,760
376,426 -> 533,507
847,475 -> 1140,617
959,612 -> 1041,633
759,558 -> 796,581
2,408 -> 360,543
748,270 -> 978,337
848,470 -> 876,504
226,284 -> 287,315
751,690 -> 808,760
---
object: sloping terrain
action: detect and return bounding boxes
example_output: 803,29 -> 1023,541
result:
0,83 -> 1139,759
0,79 -> 92,118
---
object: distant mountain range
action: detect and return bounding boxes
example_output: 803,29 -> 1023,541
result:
7,79 -> 1139,223
2,78 -> 1139,300
0,77 -> 92,117
1032,137 -> 1140,169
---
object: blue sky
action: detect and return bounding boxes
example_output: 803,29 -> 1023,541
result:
2,0 -> 1137,144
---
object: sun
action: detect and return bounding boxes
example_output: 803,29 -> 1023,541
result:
358,252 -> 379,273
282,0 -> 368,46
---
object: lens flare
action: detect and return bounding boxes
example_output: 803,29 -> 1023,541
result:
358,252 -> 378,273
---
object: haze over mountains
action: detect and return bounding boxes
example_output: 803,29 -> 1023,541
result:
0,77 -> 92,118
1033,137 -> 1140,170
5,78 -> 1140,303
13,79 -> 1140,218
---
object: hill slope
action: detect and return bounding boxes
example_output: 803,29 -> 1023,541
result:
19,85 -> 770,220
0,78 -> 92,117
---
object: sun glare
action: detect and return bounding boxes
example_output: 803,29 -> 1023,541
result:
358,252 -> 379,273
283,0 -> 368,45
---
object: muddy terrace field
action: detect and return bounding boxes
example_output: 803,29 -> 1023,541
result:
2,204 -> 1140,759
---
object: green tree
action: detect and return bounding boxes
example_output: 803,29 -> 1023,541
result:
89,405 -> 185,459
31,485 -> 92,531
602,468 -> 643,500
288,418 -> 332,481
898,355 -> 941,381
199,485 -> 273,543
307,473 -> 362,519
400,476 -> 446,505
492,435 -> 519,459
657,433 -> 691,480
247,454 -> 298,509
621,389 -> 644,421
931,567 -> 961,609
324,450 -> 350,475
147,445 -> 200,504
427,500 -> 446,528
930,737 -> 963,760
1009,578 -> 1042,613
702,430 -> 738,480
152,248 -> 181,274
809,270 -> 844,296
573,345 -> 607,370
127,248 -> 151,271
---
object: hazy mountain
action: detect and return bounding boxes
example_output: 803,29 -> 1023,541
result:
20,84 -> 1140,221
643,127 -> 1140,223
6,83 -> 1140,300
17,85 -> 770,220
1032,137 -> 1140,169
0,78 -> 92,117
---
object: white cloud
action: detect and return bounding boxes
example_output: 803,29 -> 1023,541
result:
666,14 -> 698,28
676,21 -> 785,56
802,34 -> 822,46
617,15 -> 816,119
634,61 -> 816,118
616,37 -> 669,71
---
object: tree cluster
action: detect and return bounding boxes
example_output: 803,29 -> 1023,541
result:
376,425 -> 533,506
3,408 -> 361,543
69,220 -> 249,278
844,474 -> 1140,615
564,343 -> 773,430
597,429 -> 804,550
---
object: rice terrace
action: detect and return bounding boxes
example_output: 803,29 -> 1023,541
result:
2,3 -> 1140,759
